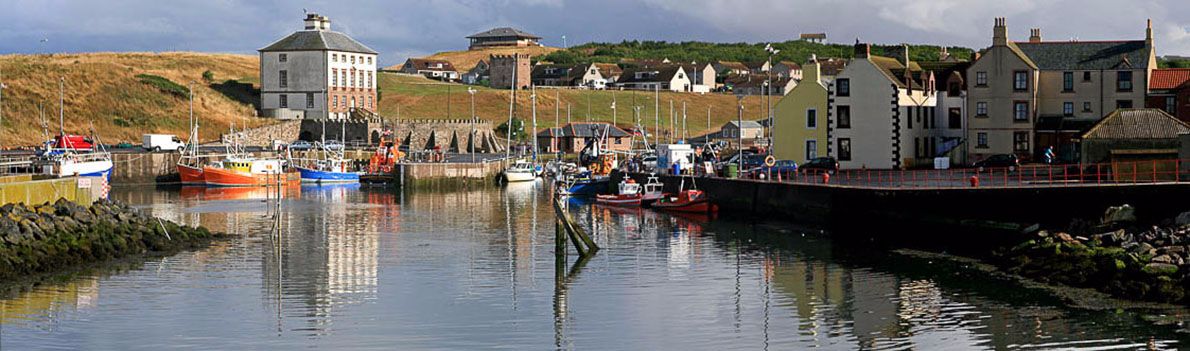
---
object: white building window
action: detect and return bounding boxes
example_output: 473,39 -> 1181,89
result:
333,95 -> 338,108
367,57 -> 373,65
279,94 -> 288,108
351,56 -> 356,64
332,54 -> 337,63
279,70 -> 288,88
306,93 -> 315,108
332,69 -> 338,86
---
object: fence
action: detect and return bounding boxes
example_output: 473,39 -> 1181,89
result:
735,158 -> 1188,189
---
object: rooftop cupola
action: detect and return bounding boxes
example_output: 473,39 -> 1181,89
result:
304,13 -> 331,31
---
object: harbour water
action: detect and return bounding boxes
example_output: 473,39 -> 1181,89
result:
0,182 -> 1185,350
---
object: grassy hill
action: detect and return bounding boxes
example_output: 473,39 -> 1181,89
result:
541,40 -> 975,66
0,52 -> 266,146
1,52 -> 769,147
386,46 -> 561,72
378,72 -> 768,138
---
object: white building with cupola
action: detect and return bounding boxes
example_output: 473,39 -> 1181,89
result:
259,13 -> 379,120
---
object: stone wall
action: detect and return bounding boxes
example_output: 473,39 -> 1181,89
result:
392,118 -> 503,153
221,120 -> 302,146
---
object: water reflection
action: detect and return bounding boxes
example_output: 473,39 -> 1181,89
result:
0,184 -> 1182,350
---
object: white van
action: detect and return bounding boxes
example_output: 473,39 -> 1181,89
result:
142,134 -> 185,152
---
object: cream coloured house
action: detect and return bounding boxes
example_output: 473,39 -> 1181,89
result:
966,17 -> 1156,163
828,43 -> 937,169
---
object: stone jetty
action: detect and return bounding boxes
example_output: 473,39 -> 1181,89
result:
998,206 -> 1190,303
0,199 -> 224,281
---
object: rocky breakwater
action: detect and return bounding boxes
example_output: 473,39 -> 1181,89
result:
998,205 -> 1190,304
0,199 -> 224,281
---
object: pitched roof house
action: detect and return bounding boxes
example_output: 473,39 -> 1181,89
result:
615,66 -> 692,92
536,122 -> 633,153
400,58 -> 459,81
1146,68 -> 1190,122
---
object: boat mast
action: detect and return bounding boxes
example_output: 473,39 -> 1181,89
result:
505,55 -> 516,159
531,85 -> 538,161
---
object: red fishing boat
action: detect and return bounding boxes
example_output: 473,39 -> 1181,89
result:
177,164 -> 205,184
595,179 -> 643,207
652,189 -> 718,214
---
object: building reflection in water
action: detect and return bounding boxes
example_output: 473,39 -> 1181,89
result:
0,277 -> 100,328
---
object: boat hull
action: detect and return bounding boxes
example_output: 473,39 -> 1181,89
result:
652,198 -> 717,213
504,170 -> 536,182
296,166 -> 360,183
177,164 -> 205,184
595,194 -> 642,207
567,179 -> 610,196
202,166 -> 290,187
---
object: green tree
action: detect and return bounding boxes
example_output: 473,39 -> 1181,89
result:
496,117 -> 526,141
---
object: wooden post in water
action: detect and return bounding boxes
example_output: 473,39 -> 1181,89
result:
552,197 -> 598,256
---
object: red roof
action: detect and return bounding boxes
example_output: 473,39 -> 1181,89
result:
1150,68 -> 1190,90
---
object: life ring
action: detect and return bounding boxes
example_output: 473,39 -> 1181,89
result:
764,155 -> 776,167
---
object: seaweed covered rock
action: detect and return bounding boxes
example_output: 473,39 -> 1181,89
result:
0,198 -> 226,281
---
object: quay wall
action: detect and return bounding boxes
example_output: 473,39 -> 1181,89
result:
635,174 -> 1190,228
110,151 -> 280,184
0,175 -> 106,206
397,161 -> 507,188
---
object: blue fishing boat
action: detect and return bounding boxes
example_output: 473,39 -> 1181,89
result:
566,176 -> 610,196
295,163 -> 360,183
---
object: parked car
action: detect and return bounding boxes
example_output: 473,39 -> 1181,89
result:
972,154 -> 1019,171
762,160 -> 799,174
323,140 -> 345,151
800,157 -> 839,174
289,140 -> 312,151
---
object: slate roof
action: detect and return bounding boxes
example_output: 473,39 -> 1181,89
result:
1150,68 -> 1190,90
918,61 -> 972,89
616,66 -> 685,84
869,55 -> 926,89
723,120 -> 763,129
714,61 -> 750,72
1014,40 -> 1151,70
1081,109 -> 1190,139
531,64 -> 572,80
467,27 -> 541,40
259,30 -> 378,54
594,63 -> 623,76
817,58 -> 848,76
537,123 -> 631,138
404,58 -> 457,72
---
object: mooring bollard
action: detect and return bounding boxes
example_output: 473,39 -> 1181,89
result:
821,172 -> 830,184
969,175 -> 979,188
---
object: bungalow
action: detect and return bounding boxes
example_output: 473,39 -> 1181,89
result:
536,122 -> 633,154
401,58 -> 459,81
731,75 -> 797,96
771,61 -> 803,80
594,63 -> 623,82
462,60 -> 489,85
712,61 -> 750,77
615,66 -> 692,92
679,62 -> 717,93
530,64 -> 571,86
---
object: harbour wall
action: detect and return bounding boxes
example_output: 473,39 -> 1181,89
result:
109,151 -> 281,184
0,175 -> 106,206
633,174 -> 1190,230
396,161 -> 508,188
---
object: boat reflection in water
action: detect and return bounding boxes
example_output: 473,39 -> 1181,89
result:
0,184 -> 1183,350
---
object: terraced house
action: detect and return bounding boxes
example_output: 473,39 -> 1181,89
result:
259,13 -> 378,120
966,18 -> 1156,163
828,43 -> 937,170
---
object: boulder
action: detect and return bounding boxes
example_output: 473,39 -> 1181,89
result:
1103,205 -> 1137,224
1143,262 -> 1179,275
1152,254 -> 1176,264
1173,211 -> 1190,226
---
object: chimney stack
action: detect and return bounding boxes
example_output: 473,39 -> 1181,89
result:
1146,18 -> 1154,47
854,39 -> 870,59
1029,28 -> 1042,43
899,43 -> 910,67
939,47 -> 950,61
993,17 -> 1008,46
304,13 -> 330,31
804,54 -> 821,83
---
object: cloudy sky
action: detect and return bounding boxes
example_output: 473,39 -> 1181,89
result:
2,0 -> 1188,65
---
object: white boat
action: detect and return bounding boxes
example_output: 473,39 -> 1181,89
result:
503,159 -> 537,182
42,149 -> 113,180
641,173 -> 667,206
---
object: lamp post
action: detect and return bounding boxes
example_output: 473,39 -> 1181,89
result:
468,87 -> 477,162
764,43 -> 779,156
736,93 -> 745,178
0,76 -> 6,152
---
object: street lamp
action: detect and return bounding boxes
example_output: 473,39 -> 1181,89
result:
764,43 -> 779,156
735,93 -> 745,178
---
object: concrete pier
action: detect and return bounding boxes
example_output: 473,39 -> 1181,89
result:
395,161 -> 508,188
0,175 -> 107,205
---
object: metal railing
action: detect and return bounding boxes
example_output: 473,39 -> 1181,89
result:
732,158 -> 1188,189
